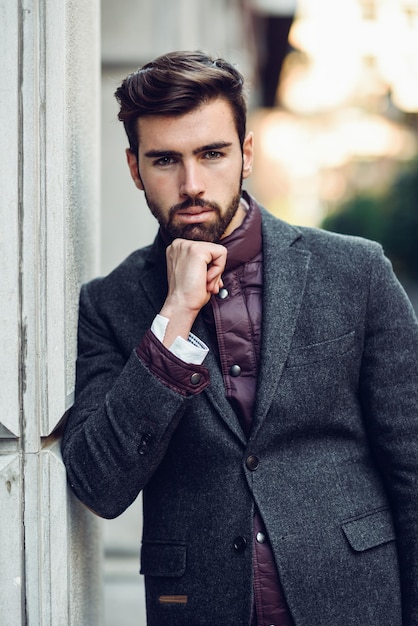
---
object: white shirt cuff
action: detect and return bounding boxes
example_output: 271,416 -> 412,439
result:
151,314 -> 209,365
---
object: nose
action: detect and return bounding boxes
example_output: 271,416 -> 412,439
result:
179,161 -> 205,199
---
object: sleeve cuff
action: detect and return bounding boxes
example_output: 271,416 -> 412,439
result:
151,314 -> 209,365
136,329 -> 210,396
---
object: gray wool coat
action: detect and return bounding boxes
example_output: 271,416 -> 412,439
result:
62,206 -> 418,626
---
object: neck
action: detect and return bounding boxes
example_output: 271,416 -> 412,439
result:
220,199 -> 247,240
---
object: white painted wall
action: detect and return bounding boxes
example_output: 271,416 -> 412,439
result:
0,0 -> 101,623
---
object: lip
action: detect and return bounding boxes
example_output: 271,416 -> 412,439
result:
176,205 -> 212,215
175,207 -> 214,223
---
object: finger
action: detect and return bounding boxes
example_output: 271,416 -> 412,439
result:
206,272 -> 224,295
206,262 -> 223,281
209,245 -> 227,270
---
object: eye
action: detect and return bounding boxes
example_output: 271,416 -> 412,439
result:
204,151 -> 222,160
154,156 -> 176,167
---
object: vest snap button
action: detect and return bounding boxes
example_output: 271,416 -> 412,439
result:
218,287 -> 229,299
229,364 -> 241,377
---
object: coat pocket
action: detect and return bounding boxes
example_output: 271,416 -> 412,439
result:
341,508 -> 396,552
286,330 -> 356,367
140,541 -> 187,577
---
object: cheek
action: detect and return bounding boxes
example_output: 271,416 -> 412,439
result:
144,174 -> 176,201
208,163 -> 242,191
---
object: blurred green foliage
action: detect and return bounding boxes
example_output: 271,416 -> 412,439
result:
322,159 -> 418,281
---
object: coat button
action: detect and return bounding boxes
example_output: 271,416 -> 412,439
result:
256,532 -> 266,544
246,455 -> 259,471
138,433 -> 153,455
190,373 -> 202,385
233,536 -> 247,552
218,287 -> 229,300
229,364 -> 241,377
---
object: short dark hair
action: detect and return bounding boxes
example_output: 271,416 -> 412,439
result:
114,51 -> 248,156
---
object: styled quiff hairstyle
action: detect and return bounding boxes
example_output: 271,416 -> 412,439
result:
114,51 -> 248,156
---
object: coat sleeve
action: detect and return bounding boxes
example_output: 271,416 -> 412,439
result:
61,282 -> 204,519
359,247 -> 418,622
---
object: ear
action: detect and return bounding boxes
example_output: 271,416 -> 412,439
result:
126,149 -> 144,190
242,132 -> 254,180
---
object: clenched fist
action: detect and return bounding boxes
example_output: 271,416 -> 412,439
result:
159,239 -> 227,348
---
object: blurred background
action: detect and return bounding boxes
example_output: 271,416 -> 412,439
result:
100,1 -> 418,624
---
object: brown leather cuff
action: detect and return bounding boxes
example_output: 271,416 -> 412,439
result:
136,329 -> 210,396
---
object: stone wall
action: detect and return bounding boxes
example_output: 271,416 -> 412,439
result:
0,0 -> 101,623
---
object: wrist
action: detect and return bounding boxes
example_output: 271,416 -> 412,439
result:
159,306 -> 197,346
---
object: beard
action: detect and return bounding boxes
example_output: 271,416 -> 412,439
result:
142,176 -> 243,243
151,194 -> 241,242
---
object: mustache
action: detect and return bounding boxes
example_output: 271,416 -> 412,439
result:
169,197 -> 221,218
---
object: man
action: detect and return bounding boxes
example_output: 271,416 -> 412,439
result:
62,51 -> 418,626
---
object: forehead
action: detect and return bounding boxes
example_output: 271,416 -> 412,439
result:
136,98 -> 239,152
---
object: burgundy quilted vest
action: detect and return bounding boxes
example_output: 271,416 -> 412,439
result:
203,194 -> 293,626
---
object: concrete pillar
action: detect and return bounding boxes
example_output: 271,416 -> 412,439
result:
0,0 -> 101,623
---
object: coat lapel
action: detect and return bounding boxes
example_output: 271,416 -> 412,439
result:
251,210 -> 311,438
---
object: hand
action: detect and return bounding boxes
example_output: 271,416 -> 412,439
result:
159,238 -> 227,346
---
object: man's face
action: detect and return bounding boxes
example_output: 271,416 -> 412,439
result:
126,98 -> 253,242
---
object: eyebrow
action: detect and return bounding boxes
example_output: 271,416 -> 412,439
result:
144,141 -> 233,159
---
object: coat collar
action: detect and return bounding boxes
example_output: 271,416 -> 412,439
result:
220,191 -> 262,272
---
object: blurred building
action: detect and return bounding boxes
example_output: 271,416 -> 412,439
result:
250,0 -> 418,227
